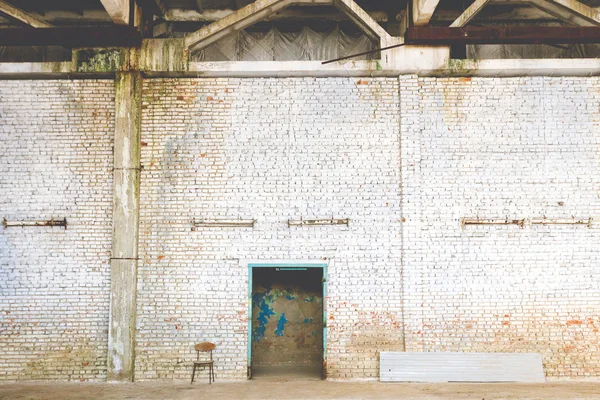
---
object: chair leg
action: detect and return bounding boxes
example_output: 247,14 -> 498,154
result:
212,365 -> 215,383
191,364 -> 196,384
208,365 -> 211,384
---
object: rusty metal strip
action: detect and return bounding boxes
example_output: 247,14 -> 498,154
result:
405,26 -> 600,45
532,218 -> 592,227
288,218 -> 349,227
462,217 -> 592,228
191,218 -> 256,229
461,218 -> 525,228
3,217 -> 67,229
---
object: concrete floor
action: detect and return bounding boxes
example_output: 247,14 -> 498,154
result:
252,364 -> 322,380
1,381 -> 600,400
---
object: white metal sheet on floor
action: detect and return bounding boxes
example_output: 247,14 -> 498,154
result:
380,352 -> 545,383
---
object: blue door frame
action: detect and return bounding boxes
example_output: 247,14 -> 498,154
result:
247,262 -> 328,379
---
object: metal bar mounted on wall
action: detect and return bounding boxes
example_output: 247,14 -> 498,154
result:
288,217 -> 349,227
531,218 -> 592,228
191,218 -> 256,230
461,217 -> 592,228
276,267 -> 308,271
3,217 -> 67,229
461,218 -> 525,228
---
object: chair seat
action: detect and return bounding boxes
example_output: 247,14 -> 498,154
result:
194,360 -> 213,365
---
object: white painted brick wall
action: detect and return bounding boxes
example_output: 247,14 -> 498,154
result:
1,75 -> 598,381
400,75 -> 600,379
0,80 -> 114,381
137,77 -> 404,380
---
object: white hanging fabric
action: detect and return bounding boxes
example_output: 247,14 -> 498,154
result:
194,26 -> 375,61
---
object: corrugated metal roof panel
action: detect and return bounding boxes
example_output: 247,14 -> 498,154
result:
380,352 -> 545,383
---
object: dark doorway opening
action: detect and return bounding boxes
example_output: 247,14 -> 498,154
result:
251,267 -> 324,380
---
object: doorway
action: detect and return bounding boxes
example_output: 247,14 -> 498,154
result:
248,264 -> 326,380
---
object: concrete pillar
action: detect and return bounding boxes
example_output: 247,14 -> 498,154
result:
107,71 -> 142,382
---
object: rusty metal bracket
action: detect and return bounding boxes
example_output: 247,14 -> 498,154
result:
3,217 -> 67,229
288,217 -> 349,227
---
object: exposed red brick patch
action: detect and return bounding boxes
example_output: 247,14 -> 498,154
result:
460,77 -> 472,82
567,320 -> 583,326
356,79 -> 369,85
207,96 -> 214,101
157,255 -> 165,260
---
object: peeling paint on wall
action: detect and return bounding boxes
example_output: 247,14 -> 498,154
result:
251,268 -> 323,366
275,313 -> 288,336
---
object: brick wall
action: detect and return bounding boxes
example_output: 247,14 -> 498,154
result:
400,76 -> 600,378
1,75 -> 598,381
0,80 -> 114,380
137,77 -> 404,380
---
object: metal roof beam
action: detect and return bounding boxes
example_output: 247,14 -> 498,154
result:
406,26 -> 600,45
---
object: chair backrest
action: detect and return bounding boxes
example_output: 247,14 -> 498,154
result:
195,342 -> 216,360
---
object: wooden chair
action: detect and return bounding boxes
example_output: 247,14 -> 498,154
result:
191,342 -> 216,384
